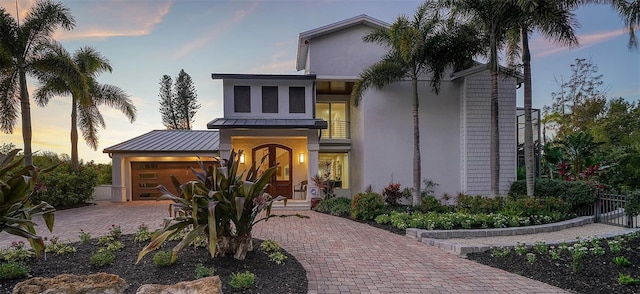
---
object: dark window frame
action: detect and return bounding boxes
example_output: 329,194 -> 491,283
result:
289,86 -> 306,113
262,86 -> 279,113
234,85 -> 251,113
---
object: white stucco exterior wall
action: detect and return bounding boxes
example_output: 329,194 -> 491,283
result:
307,25 -> 386,77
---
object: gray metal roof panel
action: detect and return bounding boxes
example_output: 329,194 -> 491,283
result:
103,130 -> 219,153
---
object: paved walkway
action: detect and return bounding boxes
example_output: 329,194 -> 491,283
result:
0,201 -> 569,293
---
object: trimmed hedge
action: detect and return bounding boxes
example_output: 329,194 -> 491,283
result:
350,192 -> 385,220
33,164 -> 98,207
314,197 -> 351,217
509,179 -> 596,211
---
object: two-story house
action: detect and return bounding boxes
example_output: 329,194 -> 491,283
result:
104,14 -> 519,207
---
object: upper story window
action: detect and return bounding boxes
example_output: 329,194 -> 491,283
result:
289,87 -> 305,113
262,86 -> 278,113
234,86 -> 251,113
316,102 -> 348,139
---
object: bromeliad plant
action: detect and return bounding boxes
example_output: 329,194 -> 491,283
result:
0,149 -> 56,258
137,150 -> 307,263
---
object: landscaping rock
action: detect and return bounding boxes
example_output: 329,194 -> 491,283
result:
12,273 -> 128,294
135,276 -> 222,294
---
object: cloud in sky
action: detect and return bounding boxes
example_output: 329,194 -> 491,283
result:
53,0 -> 173,40
171,0 -> 260,59
532,27 -> 633,58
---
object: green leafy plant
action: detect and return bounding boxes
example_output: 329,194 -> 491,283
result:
137,150 -> 308,263
526,253 -> 536,264
618,273 -> 639,286
375,214 -> 391,225
608,238 -> 623,254
568,242 -> 589,273
44,236 -> 77,255
134,223 -> 152,243
420,195 -> 449,213
153,250 -> 173,267
32,162 -> 98,207
90,250 -> 115,266
350,192 -> 385,220
0,261 -> 29,280
533,241 -> 548,254
0,241 -> 34,262
78,230 -> 91,244
549,247 -> 562,260
626,192 -> 640,217
109,224 -> 122,240
489,247 -> 510,257
194,263 -> 215,279
260,240 -> 280,253
268,251 -> 287,265
314,197 -> 351,216
0,149 -> 56,258
613,256 -> 631,267
515,242 -> 527,255
229,271 -> 255,290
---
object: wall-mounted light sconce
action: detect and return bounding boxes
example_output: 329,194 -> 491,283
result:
299,152 -> 305,164
239,154 -> 245,164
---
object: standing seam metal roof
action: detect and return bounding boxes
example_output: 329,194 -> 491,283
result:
103,130 -> 219,153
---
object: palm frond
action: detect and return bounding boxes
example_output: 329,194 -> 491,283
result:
0,74 -> 19,133
78,103 -> 102,150
93,84 -> 137,122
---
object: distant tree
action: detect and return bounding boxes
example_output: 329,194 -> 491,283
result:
0,143 -> 16,155
158,75 -> 179,129
543,58 -> 607,139
159,69 -> 200,130
0,0 -> 75,166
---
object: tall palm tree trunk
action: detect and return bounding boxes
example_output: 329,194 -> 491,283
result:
70,96 -> 79,171
19,69 -> 33,166
412,77 -> 421,206
522,25 -> 535,197
490,30 -> 500,197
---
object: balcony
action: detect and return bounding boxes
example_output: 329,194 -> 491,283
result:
321,120 -> 350,139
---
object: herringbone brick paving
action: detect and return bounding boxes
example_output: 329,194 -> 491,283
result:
0,201 -> 568,293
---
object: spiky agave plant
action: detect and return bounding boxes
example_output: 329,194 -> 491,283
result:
136,149 -> 307,263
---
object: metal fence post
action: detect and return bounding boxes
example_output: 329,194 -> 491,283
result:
594,188 -> 601,223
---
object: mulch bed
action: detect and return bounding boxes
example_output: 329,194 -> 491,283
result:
467,234 -> 640,294
0,235 -> 307,293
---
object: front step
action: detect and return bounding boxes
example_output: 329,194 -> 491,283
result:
271,201 -> 310,211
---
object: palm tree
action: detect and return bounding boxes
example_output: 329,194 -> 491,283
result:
0,0 -> 75,166
33,43 -> 137,171
351,3 -> 484,205
506,0 -> 579,197
438,0 -> 523,196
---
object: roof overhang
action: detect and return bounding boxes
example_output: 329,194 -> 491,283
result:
450,63 -> 524,84
212,73 -> 316,81
296,14 -> 390,72
207,118 -> 328,130
103,130 -> 220,154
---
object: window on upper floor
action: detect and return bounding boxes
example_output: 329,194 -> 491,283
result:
316,102 -> 348,139
289,87 -> 305,113
262,86 -> 278,113
234,86 -> 251,113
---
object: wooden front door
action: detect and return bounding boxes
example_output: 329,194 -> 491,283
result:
252,144 -> 293,199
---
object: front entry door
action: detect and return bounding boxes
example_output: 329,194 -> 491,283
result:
252,144 -> 293,199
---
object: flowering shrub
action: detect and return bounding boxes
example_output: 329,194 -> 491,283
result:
382,183 -> 403,205
374,210 -> 565,231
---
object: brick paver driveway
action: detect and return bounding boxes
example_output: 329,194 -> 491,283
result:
0,201 -> 567,293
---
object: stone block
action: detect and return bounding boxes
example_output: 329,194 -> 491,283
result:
136,276 -> 222,294
13,273 -> 127,294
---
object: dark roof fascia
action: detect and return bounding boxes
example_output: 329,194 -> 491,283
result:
211,73 -> 317,81
207,118 -> 328,130
105,150 -> 218,154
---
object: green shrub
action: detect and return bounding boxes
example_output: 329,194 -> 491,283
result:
420,195 -> 449,213
502,196 -> 570,217
78,230 -> 91,244
44,237 -> 77,255
456,195 -> 505,214
0,241 -> 34,262
314,197 -> 351,216
33,163 -> 98,207
134,224 -> 153,243
613,256 -> 631,267
509,179 -> 596,212
268,251 -> 287,265
153,251 -> 173,267
625,192 -> 640,217
350,192 -> 385,220
90,251 -> 115,266
260,240 -> 280,253
229,271 -> 255,289
195,263 -> 215,279
618,273 -> 640,285
0,261 -> 29,280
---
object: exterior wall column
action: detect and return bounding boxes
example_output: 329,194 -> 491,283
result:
110,154 -> 126,202
219,130 -> 232,160
307,132 -> 320,200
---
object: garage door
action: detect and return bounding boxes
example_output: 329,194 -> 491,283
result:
131,161 -> 215,200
